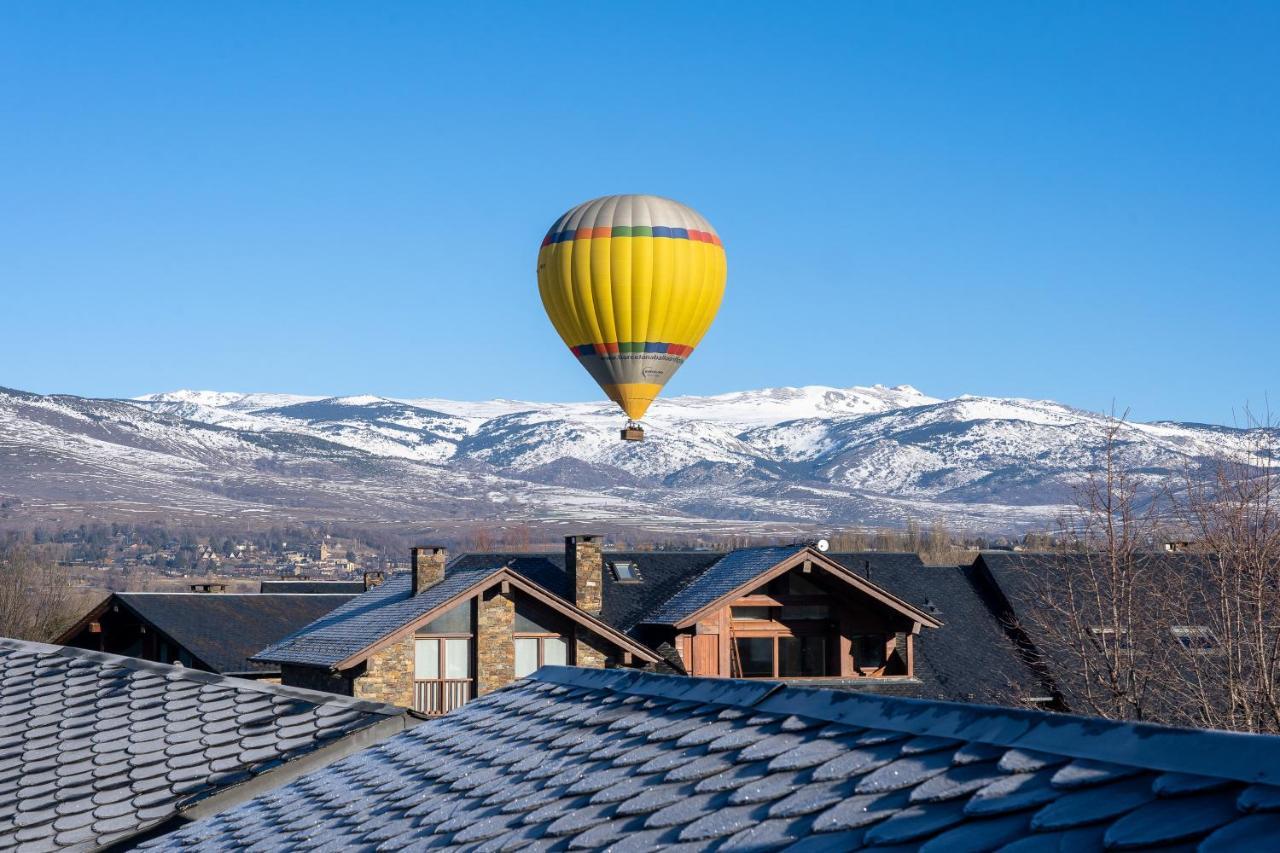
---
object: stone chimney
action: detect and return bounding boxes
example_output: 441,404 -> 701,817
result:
564,535 -> 602,615
363,571 -> 385,591
412,546 -> 447,596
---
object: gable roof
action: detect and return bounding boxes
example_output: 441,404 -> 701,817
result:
640,546 -> 942,629
143,666 -> 1280,851
254,565 -> 503,668
58,593 -> 359,675
254,564 -> 660,671
0,637 -> 409,852
640,545 -> 808,625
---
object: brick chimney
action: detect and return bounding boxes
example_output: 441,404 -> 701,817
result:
412,546 -> 447,596
363,571 -> 385,591
565,535 -> 602,615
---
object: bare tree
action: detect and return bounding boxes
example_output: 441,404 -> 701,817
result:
0,545 -> 76,641
1012,413 -> 1173,721
1008,406 -> 1280,733
1170,408 -> 1280,732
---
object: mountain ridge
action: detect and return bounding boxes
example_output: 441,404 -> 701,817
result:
1,383 -> 1269,534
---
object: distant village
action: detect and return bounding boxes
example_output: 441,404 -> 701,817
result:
7,522 -> 404,591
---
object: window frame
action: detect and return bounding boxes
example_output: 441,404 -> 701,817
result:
414,633 -> 473,682
514,632 -> 571,678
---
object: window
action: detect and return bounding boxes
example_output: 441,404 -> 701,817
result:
414,639 -> 439,680
780,604 -> 829,621
415,637 -> 471,680
735,637 -> 775,677
735,635 -> 832,678
609,560 -> 641,583
779,636 -> 826,677
515,598 -> 571,634
788,573 -> 825,596
731,606 -> 772,622
515,635 -> 569,678
419,600 -> 471,634
1089,626 -> 1132,650
1171,626 -> 1218,653
854,635 -> 887,671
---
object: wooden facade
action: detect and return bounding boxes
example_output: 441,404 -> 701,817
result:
666,553 -> 935,682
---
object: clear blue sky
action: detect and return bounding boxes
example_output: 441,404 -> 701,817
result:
3,3 -> 1277,424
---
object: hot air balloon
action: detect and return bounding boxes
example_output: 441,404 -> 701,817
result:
537,195 -> 727,441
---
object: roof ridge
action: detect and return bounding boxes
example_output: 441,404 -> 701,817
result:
0,637 -> 403,716
531,667 -> 1280,785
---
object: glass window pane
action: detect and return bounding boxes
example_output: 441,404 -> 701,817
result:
732,606 -> 771,622
414,639 -> 439,680
779,636 -> 800,677
780,604 -> 829,620
444,638 -> 470,678
514,597 -> 571,634
515,638 -> 538,678
856,635 -> 886,670
543,636 -> 568,666
736,637 -> 775,677
779,636 -> 825,677
788,573 -> 824,595
419,601 -> 471,634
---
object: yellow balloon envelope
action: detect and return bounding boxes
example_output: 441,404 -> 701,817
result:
537,195 -> 727,428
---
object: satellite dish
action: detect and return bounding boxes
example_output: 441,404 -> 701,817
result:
815,539 -> 830,552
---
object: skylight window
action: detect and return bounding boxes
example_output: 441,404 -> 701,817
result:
609,560 -> 641,583
1171,625 -> 1219,653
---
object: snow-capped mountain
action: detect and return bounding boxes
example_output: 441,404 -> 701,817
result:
0,383 -> 1270,533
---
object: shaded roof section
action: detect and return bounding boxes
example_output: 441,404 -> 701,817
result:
112,593 -> 358,674
144,666 -> 1280,851
640,545 -> 809,625
835,558 -> 1049,704
0,637 -> 408,852
257,580 -> 366,594
254,566 -> 502,668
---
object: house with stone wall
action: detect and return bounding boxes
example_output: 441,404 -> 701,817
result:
256,536 -> 1050,715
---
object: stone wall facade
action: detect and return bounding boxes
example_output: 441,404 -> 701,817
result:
574,628 -> 609,670
352,635 -> 415,707
280,664 -> 353,697
477,588 -> 514,695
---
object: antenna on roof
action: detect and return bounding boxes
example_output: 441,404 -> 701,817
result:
815,538 -> 830,553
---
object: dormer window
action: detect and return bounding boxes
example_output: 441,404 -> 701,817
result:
610,560 -> 641,583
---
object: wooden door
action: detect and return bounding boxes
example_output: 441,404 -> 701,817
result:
691,634 -> 720,677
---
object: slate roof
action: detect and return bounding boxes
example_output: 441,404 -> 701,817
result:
257,581 -> 366,594
254,566 -> 502,668
0,637 -> 409,852
455,550 -> 932,633
833,558 -> 1050,704
144,666 -> 1280,852
108,593 -> 358,674
449,550 -> 726,633
640,546 -> 808,625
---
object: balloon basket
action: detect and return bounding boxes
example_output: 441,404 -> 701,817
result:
620,422 -> 645,442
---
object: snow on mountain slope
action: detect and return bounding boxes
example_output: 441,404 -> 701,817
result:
0,383 -> 1268,532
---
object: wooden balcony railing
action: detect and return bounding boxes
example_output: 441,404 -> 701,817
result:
414,678 -> 472,715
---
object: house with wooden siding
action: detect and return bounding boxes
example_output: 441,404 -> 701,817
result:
256,536 -> 1045,715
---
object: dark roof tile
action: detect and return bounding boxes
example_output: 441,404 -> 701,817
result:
102,593 -> 358,673
0,637 -> 406,851
142,667 -> 1280,851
